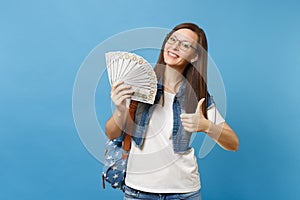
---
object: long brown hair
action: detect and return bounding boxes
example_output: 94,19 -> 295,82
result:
154,22 -> 208,117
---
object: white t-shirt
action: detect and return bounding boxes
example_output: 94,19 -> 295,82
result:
125,92 -> 225,193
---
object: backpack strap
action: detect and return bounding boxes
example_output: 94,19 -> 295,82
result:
122,100 -> 138,159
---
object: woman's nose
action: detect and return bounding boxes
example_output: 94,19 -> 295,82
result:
171,42 -> 180,51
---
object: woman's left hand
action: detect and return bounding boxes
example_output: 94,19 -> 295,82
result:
180,98 -> 210,133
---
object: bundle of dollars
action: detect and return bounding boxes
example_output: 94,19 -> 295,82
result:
105,51 -> 158,104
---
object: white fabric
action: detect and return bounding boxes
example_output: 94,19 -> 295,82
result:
125,92 -> 225,193
207,102 -> 225,125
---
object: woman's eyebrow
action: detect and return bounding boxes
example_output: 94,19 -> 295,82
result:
172,35 -> 194,43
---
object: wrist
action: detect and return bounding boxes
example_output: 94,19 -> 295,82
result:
113,107 -> 127,127
115,108 -> 122,117
203,119 -> 211,133
115,106 -> 126,116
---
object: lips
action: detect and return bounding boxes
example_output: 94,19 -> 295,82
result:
167,51 -> 179,58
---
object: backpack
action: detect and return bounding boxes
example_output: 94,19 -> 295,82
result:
102,101 -> 137,191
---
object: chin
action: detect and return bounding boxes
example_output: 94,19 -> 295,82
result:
164,58 -> 186,68
164,56 -> 178,66
164,60 -> 178,67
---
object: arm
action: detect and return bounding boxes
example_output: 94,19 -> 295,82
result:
105,81 -> 133,140
203,121 -> 239,151
180,98 -> 239,151
105,108 -> 128,140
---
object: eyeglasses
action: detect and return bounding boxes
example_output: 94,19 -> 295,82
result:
166,35 -> 197,51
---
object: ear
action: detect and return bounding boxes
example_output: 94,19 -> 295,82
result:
190,54 -> 198,63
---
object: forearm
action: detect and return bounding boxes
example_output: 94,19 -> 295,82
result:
204,120 -> 239,151
105,109 -> 128,140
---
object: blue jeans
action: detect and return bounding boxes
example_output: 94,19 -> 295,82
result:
124,186 -> 201,200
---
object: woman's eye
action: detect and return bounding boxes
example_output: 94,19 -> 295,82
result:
182,43 -> 190,49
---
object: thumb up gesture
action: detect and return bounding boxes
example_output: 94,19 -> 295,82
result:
180,98 -> 210,133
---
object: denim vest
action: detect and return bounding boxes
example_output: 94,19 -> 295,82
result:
130,79 -> 213,154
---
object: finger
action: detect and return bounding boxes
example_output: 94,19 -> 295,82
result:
117,95 -> 132,104
112,80 -> 125,90
114,89 -> 134,100
195,98 -> 205,113
114,94 -> 132,106
180,113 -> 199,119
182,122 -> 193,129
113,93 -> 132,101
180,113 -> 193,119
114,84 -> 132,94
120,85 -> 132,93
182,125 -> 193,132
182,122 -> 198,132
180,117 -> 192,124
111,93 -> 132,105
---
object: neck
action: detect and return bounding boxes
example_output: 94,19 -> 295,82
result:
163,65 -> 184,93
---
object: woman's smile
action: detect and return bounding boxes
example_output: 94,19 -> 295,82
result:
167,51 -> 179,59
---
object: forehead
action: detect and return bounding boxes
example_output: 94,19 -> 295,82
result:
172,28 -> 198,42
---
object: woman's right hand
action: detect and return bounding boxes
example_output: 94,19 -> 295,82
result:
110,80 -> 134,112
106,81 -> 134,139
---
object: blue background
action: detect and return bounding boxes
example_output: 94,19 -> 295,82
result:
1,0 -> 300,199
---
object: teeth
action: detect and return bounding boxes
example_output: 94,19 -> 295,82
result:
168,52 -> 178,58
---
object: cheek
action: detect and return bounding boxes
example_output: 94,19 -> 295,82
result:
164,43 -> 171,51
163,51 -> 169,63
181,53 -> 194,63
163,45 -> 193,64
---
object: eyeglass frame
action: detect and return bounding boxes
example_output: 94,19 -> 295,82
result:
166,35 -> 198,52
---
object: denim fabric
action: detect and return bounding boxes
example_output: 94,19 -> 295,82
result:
131,79 -> 213,154
124,186 -> 201,200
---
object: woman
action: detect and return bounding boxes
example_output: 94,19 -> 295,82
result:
106,22 -> 239,200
